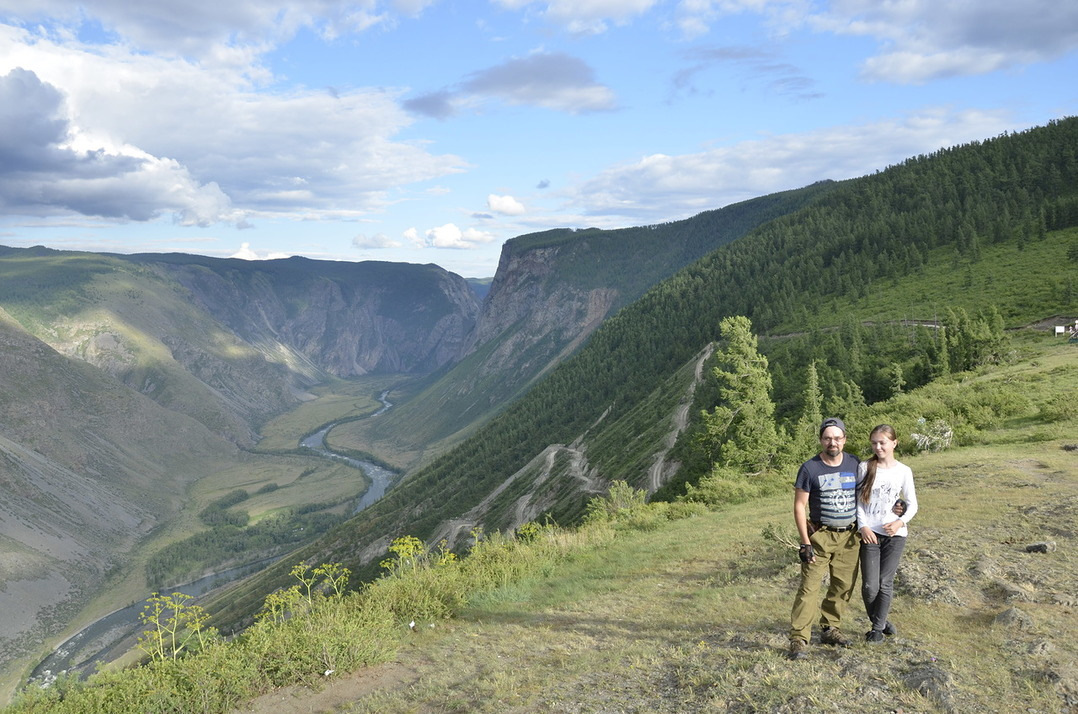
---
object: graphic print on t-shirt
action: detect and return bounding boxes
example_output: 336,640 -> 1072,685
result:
818,471 -> 857,526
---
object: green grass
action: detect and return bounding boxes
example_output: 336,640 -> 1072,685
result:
253,375 -> 404,452
267,335 -> 1078,714
9,333 -> 1076,713
786,226 -> 1078,333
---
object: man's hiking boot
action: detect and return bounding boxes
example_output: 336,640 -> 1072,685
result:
882,621 -> 897,637
787,637 -> 808,661
865,629 -> 885,643
820,627 -> 852,647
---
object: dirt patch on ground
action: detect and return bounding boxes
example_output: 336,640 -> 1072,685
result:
235,660 -> 421,714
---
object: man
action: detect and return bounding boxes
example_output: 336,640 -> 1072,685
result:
788,417 -> 860,660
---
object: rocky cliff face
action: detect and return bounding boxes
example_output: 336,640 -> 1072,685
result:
465,243 -> 618,381
1,249 -> 481,445
158,258 -> 480,378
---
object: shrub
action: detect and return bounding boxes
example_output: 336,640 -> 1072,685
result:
910,418 -> 954,452
1038,393 -> 1078,423
583,480 -> 648,524
680,466 -> 786,507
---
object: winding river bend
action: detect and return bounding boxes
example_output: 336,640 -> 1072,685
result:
301,390 -> 396,514
29,392 -> 398,686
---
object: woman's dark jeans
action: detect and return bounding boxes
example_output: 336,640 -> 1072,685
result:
860,533 -> 906,632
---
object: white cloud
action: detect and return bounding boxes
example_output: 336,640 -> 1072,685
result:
230,242 -> 260,259
0,0 -> 441,60
352,232 -> 401,249
570,108 -> 1018,222
811,0 -> 1078,83
0,24 -> 466,224
493,0 -> 658,34
229,242 -> 292,259
670,1 -> 1078,82
403,226 -> 422,246
0,66 -> 242,224
487,194 -> 526,215
423,223 -> 496,249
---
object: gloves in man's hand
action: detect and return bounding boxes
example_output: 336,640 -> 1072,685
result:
798,543 -> 815,563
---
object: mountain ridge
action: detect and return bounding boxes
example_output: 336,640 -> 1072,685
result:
206,117 -> 1078,629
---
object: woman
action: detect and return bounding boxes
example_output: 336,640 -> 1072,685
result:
857,424 -> 918,642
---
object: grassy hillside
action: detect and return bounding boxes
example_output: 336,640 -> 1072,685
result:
219,118 -> 1078,610
263,431 -> 1078,713
0,248 -> 305,444
294,424 -> 1078,714
9,333 -> 1075,713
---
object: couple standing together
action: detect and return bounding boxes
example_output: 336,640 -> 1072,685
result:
788,417 -> 919,660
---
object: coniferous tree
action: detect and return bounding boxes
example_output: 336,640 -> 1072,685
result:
935,325 -> 951,378
699,316 -> 779,475
787,360 -> 824,464
889,362 -> 906,396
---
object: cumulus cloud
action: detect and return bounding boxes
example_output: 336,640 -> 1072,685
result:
230,242 -> 260,259
0,26 -> 465,224
810,0 -> 1078,83
229,242 -> 292,259
352,232 -> 401,249
0,67 -> 241,224
487,194 -> 525,215
570,108 -> 1017,222
423,223 -> 496,249
493,0 -> 658,34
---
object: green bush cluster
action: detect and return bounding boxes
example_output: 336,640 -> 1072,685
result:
681,467 -> 788,509
9,506 -> 662,714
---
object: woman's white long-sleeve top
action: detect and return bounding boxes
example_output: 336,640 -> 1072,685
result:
856,461 -> 918,537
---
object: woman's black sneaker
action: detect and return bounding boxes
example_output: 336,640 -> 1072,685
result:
882,621 -> 897,636
866,630 -> 885,643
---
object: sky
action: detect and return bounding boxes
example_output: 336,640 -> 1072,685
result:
1,1 -> 1076,278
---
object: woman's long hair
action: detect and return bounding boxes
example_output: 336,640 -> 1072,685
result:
859,424 -> 898,505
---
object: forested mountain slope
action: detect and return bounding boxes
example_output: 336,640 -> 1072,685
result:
332,183 -> 838,464
211,118 -> 1078,624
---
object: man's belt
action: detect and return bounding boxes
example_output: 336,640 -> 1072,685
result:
812,521 -> 856,532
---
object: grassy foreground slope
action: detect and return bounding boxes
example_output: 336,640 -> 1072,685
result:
233,334 -> 1077,714
208,118 -> 1078,628
6,333 -> 1075,713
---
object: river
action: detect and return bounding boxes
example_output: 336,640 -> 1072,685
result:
300,390 -> 397,514
28,392 -> 398,686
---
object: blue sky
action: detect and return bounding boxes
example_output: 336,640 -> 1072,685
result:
1,1 -> 1076,278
